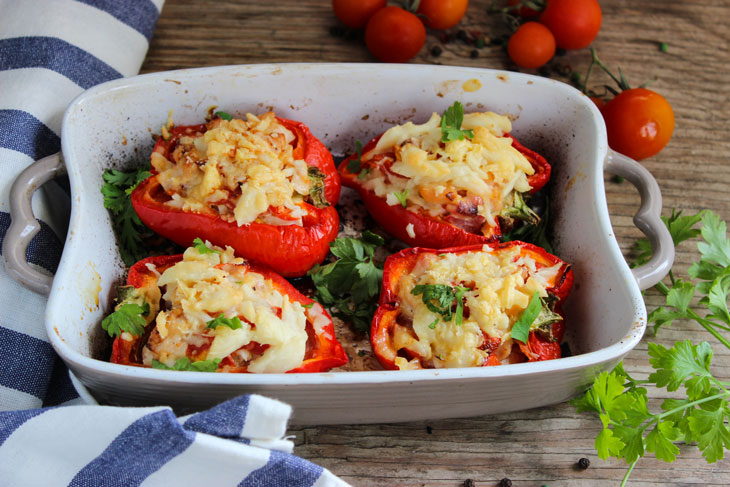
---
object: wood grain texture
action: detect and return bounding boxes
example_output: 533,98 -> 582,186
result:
142,1 -> 730,484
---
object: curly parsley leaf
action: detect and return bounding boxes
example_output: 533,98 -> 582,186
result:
411,283 -> 470,327
151,357 -> 222,372
215,111 -> 233,121
573,209 -> 730,484
193,238 -> 220,254
440,101 -> 474,143
308,230 -> 385,334
101,166 -> 152,266
206,314 -> 243,330
101,302 -> 149,337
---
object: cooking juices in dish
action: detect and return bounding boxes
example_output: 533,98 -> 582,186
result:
130,112 -> 341,277
106,241 -> 348,373
338,103 -> 551,248
371,243 -> 573,370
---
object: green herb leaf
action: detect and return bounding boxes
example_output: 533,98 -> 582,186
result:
206,314 -> 243,330
215,111 -> 233,121
440,101 -> 474,143
308,231 -> 385,335
307,166 -> 330,208
347,140 -> 363,174
152,357 -> 222,372
510,292 -> 542,343
393,189 -> 408,208
193,237 -> 220,254
101,302 -> 149,337
101,166 -> 153,266
410,284 -> 470,327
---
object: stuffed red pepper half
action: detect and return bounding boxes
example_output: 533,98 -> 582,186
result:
371,242 -> 572,370
338,103 -> 550,248
104,240 -> 348,373
131,111 -> 341,277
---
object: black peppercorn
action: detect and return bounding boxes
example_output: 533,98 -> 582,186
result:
457,29 -> 469,43
578,457 -> 591,469
499,478 -> 512,487
463,479 -> 475,487
470,49 -> 479,59
426,425 -> 433,434
431,45 -> 443,57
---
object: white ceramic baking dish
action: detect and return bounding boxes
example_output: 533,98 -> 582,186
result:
4,64 -> 674,425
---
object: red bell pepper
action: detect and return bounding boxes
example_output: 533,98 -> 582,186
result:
338,132 -> 550,248
131,116 -> 341,277
370,242 -> 573,370
110,253 -> 348,373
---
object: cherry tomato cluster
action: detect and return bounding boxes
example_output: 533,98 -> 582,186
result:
331,0 -> 469,63
506,0 -> 602,69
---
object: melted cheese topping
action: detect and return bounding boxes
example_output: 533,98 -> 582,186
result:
361,112 -> 535,229
153,112 -> 311,226
392,246 -> 562,370
141,243 -> 311,373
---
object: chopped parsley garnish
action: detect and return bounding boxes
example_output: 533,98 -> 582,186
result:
101,302 -> 149,338
193,238 -> 220,254
307,166 -> 330,208
206,314 -> 243,330
308,230 -> 385,334
101,166 -> 152,266
302,302 -> 315,309
151,357 -> 222,372
510,292 -> 542,343
393,189 -> 409,208
411,283 -> 470,328
215,111 -> 233,121
440,101 -> 474,143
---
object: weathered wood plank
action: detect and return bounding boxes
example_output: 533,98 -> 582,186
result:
142,1 -> 730,484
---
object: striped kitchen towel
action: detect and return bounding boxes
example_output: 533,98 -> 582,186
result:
0,0 -> 165,411
0,2 -> 350,486
0,394 -> 350,486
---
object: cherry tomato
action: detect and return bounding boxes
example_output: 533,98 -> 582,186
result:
601,88 -> 675,160
507,0 -> 541,18
332,0 -> 386,29
539,0 -> 602,50
416,0 -> 469,30
507,22 -> 556,69
365,6 -> 426,63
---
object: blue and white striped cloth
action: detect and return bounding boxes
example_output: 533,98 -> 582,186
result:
0,1 -> 349,485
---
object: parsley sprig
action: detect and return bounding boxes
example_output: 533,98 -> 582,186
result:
411,283 -> 470,329
101,166 -> 152,266
308,231 -> 385,334
101,301 -> 150,337
440,101 -> 474,143
572,210 -> 730,485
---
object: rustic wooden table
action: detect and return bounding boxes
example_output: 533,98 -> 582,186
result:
141,1 -> 730,485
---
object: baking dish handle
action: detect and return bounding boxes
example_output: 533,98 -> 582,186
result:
604,149 -> 674,290
3,152 -> 66,295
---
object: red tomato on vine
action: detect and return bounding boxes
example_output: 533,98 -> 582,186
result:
602,88 -> 675,161
416,0 -> 469,30
539,0 -> 602,50
365,6 -> 426,63
507,21 -> 556,69
332,0 -> 386,29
